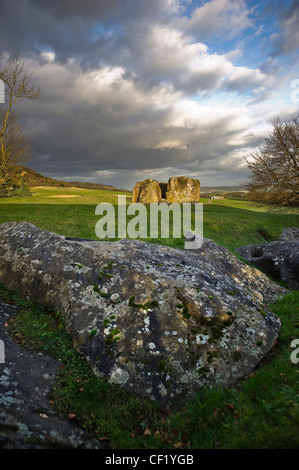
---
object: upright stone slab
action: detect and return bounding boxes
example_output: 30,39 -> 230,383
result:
0,222 -> 286,409
166,176 -> 200,203
132,179 -> 161,203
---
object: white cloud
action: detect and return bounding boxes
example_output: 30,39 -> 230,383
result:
180,0 -> 253,39
2,0 -> 295,188
18,48 -> 289,189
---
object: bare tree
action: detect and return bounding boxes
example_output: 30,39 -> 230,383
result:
0,54 -> 40,189
0,108 -> 31,182
245,115 -> 299,209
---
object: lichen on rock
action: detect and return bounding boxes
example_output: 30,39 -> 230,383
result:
0,222 -> 286,409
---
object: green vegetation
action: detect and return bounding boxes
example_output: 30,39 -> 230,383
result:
1,284 -> 298,449
0,187 -> 297,254
0,187 -> 298,448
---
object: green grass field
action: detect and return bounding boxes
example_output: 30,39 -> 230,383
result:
0,186 -> 298,252
0,186 -> 299,449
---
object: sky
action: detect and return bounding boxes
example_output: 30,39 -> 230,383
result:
0,0 -> 298,190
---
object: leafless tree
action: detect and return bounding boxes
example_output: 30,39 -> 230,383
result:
245,115 -> 299,210
0,54 -> 40,187
0,108 -> 31,182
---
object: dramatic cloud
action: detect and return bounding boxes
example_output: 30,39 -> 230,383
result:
179,0 -> 253,40
0,0 -> 298,188
270,0 -> 299,57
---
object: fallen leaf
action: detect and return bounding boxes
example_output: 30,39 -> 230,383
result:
174,442 -> 184,449
49,400 -> 55,405
40,413 -> 48,419
68,413 -> 76,419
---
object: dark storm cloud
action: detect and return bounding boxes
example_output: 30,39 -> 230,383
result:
269,0 -> 299,57
0,0 -> 174,66
0,0 -> 297,188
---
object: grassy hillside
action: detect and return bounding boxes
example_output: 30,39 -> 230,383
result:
0,185 -> 298,449
12,165 -> 130,192
0,186 -> 298,253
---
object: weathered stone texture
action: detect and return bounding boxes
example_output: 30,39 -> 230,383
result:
132,179 -> 161,204
0,300 -> 104,449
166,176 -> 200,204
237,228 -> 299,290
0,222 -> 286,409
132,176 -> 200,204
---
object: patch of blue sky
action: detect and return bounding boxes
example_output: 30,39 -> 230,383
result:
91,23 -> 120,42
178,0 -> 289,63
187,89 -> 251,105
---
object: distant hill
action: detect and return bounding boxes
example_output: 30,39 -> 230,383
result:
200,185 -> 248,193
16,166 -> 130,192
15,167 -> 246,194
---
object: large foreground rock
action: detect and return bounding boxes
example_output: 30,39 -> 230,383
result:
0,222 -> 286,409
0,300 -> 104,448
236,228 -> 299,290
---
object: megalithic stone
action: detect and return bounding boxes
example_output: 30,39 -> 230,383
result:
0,221 -> 285,409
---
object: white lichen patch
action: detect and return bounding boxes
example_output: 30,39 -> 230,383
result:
109,367 -> 130,386
219,332 -> 231,349
42,274 -> 51,285
158,383 -> 168,397
31,259 -> 41,265
144,316 -> 150,333
196,333 -> 210,345
80,286 -> 106,307
110,293 -> 120,301
63,265 -> 73,272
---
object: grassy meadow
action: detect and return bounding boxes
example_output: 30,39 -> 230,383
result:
0,186 -> 299,449
0,186 -> 298,251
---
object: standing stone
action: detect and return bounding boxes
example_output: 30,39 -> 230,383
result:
132,179 -> 161,203
166,176 -> 200,203
132,176 -> 200,204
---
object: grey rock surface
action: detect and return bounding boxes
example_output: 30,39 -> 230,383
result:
279,227 -> 299,241
0,300 -> 105,449
236,229 -> 299,290
0,222 -> 287,409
